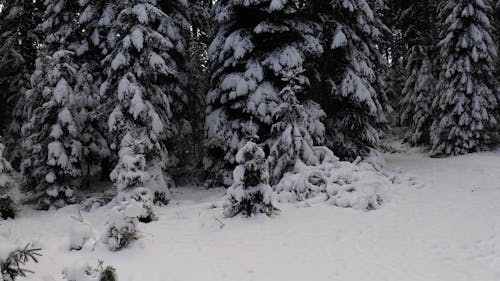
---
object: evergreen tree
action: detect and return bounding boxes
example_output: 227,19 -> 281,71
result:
184,0 -> 212,169
380,0 -> 408,125
0,138 -> 14,196
73,0 -> 120,181
314,0 -> 390,160
268,69 -> 322,185
21,51 -> 82,209
74,62 -> 111,185
104,0 -> 189,203
431,0 -> 499,155
495,1 -> 500,83
400,0 -> 438,145
205,0 -> 324,186
223,129 -> 279,218
0,0 -> 44,163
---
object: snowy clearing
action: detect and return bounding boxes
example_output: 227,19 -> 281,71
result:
1,150 -> 500,281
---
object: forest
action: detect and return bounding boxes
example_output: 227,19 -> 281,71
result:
0,0 -> 499,280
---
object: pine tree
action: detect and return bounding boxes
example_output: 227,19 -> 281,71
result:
18,0 -> 84,209
0,139 -> 13,192
184,0 -> 212,169
74,62 -> 111,185
73,0 -> 120,181
431,0 -> 499,155
400,0 -> 438,145
268,69 -> 322,185
104,0 -> 189,204
495,1 -> 500,83
223,129 -> 279,218
314,0 -> 389,160
205,0 -> 324,186
21,51 -> 82,209
0,0 -> 44,164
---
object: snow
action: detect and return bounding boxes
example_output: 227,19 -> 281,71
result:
2,150 -> 500,280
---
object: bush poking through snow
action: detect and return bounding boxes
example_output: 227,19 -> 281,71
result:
223,141 -> 279,218
0,244 -> 41,281
62,260 -> 117,281
99,266 -> 117,281
115,188 -> 156,224
275,147 -> 387,210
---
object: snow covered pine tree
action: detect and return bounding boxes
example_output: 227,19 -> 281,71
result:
0,140 -> 14,195
400,0 -> 438,145
20,0 -> 83,209
102,0 -> 190,250
72,0 -> 121,183
105,0 -> 190,205
0,0 -> 44,163
223,127 -> 279,218
0,138 -> 16,219
315,0 -> 389,160
268,69 -> 321,185
21,51 -> 82,209
431,0 -> 499,155
204,0 -> 324,186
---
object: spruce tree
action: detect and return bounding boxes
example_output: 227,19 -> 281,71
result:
205,0 -> 324,186
73,0 -> 119,181
314,0 -> 390,160
0,0 -> 44,163
431,0 -> 499,155
495,1 -> 500,83
21,51 -> 82,209
185,0 -> 212,168
0,138 -> 13,192
268,69 -> 322,185
18,0 -> 84,209
223,128 -> 279,218
104,0 -> 189,204
400,0 -> 438,145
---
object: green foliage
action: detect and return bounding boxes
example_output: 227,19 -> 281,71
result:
0,244 -> 41,281
99,266 -> 117,281
0,195 -> 17,220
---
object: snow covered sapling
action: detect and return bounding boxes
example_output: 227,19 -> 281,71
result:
223,129 -> 279,218
110,136 -> 157,223
104,138 -> 157,251
99,266 -> 117,281
0,244 -> 41,281
103,201 -> 141,251
268,69 -> 320,185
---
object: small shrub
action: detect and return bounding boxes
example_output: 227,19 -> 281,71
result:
0,195 -> 17,220
0,244 -> 41,281
99,266 -> 117,281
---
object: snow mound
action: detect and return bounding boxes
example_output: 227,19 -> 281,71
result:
0,237 -> 17,262
62,263 -> 98,281
275,147 -> 391,210
69,215 -> 98,251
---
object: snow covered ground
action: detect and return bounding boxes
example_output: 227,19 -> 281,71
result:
1,149 -> 500,281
